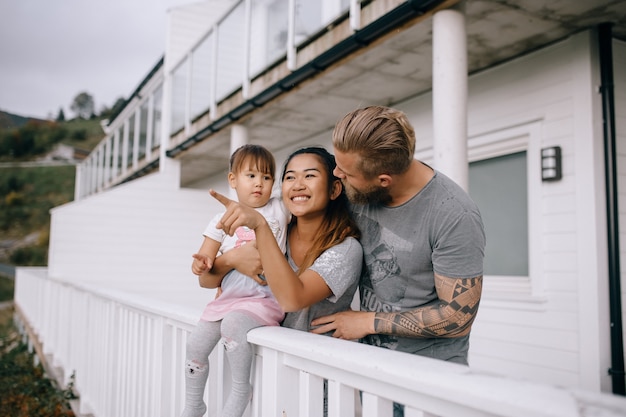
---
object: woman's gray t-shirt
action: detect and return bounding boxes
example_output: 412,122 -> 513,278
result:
281,237 -> 363,332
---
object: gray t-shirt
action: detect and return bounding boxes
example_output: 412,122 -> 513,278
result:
352,170 -> 485,363
281,237 -> 363,332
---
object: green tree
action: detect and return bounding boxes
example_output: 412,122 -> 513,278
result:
99,97 -> 126,120
56,108 -> 65,122
0,121 -> 68,160
70,129 -> 87,141
70,92 -> 95,120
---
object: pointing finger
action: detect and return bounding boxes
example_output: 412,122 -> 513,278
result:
209,189 -> 232,207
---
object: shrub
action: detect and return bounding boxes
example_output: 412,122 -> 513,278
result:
0,306 -> 75,416
9,246 -> 47,266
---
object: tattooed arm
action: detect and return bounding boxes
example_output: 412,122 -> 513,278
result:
310,273 -> 482,340
374,273 -> 482,338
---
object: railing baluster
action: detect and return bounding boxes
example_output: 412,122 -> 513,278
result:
362,392 -> 393,417
298,371 -> 324,417
13,269 -> 626,417
328,380 -> 356,417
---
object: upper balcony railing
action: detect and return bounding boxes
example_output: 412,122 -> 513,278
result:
74,0 -> 353,200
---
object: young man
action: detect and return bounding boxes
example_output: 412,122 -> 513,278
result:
311,105 -> 486,367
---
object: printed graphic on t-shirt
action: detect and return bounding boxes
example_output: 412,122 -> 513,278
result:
362,333 -> 398,350
357,214 -> 409,304
356,213 -> 413,351
233,216 -> 283,249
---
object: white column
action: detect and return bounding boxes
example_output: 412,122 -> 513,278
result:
132,109 -> 140,169
146,95 -> 154,159
242,0 -> 251,98
74,163 -> 83,201
160,11 -> 180,176
90,156 -> 97,195
230,124 -> 249,199
112,128 -> 120,180
432,2 -> 468,191
97,145 -> 105,192
122,119 -> 130,176
103,137 -> 111,187
287,0 -> 296,70
159,70 -> 173,173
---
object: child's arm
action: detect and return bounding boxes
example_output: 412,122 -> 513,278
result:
192,237 -> 221,284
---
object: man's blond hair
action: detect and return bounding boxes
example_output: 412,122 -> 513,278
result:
332,106 -> 415,179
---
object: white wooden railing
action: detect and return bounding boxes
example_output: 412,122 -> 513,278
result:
13,267 -> 626,417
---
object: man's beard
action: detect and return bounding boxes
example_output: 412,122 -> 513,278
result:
343,180 -> 392,205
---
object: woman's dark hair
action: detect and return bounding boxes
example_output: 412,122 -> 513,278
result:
281,146 -> 360,273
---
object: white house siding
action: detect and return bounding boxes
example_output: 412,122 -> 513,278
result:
47,163 -> 231,319
615,38 -> 626,381
392,30 -> 610,392
46,26 -> 623,396
180,30 -> 617,392
164,1 -> 237,73
469,31 -> 613,391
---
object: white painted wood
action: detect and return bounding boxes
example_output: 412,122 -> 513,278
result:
230,124 -> 249,199
570,29 -> 612,393
615,38 -> 626,390
328,380 -> 355,417
164,1 -> 237,73
47,168 -> 225,318
432,3 -> 468,190
18,271 -> 623,417
14,0 -> 626,408
78,27 -> 617,394
298,371 -> 324,417
362,392 -> 393,417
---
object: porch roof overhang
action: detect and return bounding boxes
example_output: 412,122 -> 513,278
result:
169,0 -> 626,187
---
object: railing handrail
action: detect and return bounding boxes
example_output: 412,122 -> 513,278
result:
248,326 -> 626,417
14,266 -> 626,417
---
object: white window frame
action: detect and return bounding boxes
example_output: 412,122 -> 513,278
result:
467,121 -> 546,310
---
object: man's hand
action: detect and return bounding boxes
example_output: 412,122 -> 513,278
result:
310,311 -> 376,340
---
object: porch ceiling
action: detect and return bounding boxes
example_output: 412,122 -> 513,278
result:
177,0 -> 626,187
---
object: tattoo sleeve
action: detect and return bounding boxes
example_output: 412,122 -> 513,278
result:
373,274 -> 483,338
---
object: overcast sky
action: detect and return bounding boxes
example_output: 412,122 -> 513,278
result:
0,0 -> 193,120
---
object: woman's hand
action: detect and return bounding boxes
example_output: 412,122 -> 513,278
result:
227,242 -> 267,285
198,242 -> 267,287
210,189 -> 266,235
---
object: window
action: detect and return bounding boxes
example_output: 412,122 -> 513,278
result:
250,0 -> 288,76
139,101 -> 149,161
127,114 -> 135,168
216,2 -> 245,101
469,151 -> 528,276
466,122 -> 544,305
171,59 -> 188,134
152,86 -> 162,149
190,34 -> 213,120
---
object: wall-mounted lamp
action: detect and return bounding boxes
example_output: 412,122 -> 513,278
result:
541,146 -> 562,182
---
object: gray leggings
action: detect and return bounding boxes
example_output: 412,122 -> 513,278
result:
181,311 -> 264,417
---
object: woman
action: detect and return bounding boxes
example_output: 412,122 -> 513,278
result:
205,146 -> 363,332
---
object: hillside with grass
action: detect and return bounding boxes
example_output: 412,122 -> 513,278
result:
0,111 -> 104,267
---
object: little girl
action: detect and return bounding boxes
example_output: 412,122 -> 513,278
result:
181,144 -> 290,417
